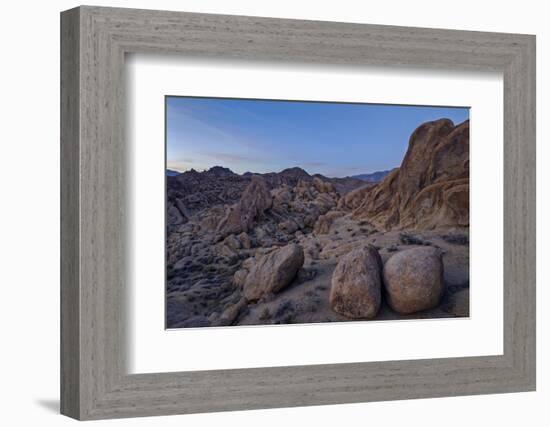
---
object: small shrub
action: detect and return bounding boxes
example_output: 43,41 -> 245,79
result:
297,267 -> 317,284
259,307 -> 271,320
441,233 -> 469,245
281,314 -> 294,324
399,233 -> 429,246
306,301 -> 318,313
274,299 -> 294,318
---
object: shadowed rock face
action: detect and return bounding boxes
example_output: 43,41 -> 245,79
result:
352,119 -> 470,230
337,183 -> 376,211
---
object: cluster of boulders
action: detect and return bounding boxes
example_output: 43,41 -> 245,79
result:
166,170 -> 347,327
330,245 -> 444,318
228,238 -> 445,321
167,166 -> 250,230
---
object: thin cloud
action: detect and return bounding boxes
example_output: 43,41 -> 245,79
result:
167,99 -> 269,152
302,161 -> 327,167
170,157 -> 195,164
202,151 -> 268,164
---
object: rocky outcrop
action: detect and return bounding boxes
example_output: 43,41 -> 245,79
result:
312,193 -> 337,215
167,202 -> 187,227
271,186 -> 293,210
167,166 -> 365,231
240,244 -> 305,301
223,234 -> 242,251
167,167 -> 249,218
352,119 -> 469,230
237,232 -> 252,249
337,183 -> 375,211
313,211 -> 344,235
329,246 -> 383,319
313,176 -> 335,194
217,175 -> 272,237
261,167 -> 313,188
383,247 -> 444,314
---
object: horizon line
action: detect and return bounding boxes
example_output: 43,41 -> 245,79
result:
165,165 -> 397,180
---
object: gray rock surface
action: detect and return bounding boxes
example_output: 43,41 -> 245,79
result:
329,246 -> 382,319
242,244 -> 305,301
217,175 -> 272,237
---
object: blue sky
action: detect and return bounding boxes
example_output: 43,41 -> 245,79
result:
166,97 -> 469,178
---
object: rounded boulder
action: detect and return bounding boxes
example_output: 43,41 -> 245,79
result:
383,246 -> 444,314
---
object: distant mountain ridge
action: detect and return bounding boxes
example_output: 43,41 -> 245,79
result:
167,166 -> 393,183
351,169 -> 395,183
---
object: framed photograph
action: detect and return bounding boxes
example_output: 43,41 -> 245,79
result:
61,6 -> 536,420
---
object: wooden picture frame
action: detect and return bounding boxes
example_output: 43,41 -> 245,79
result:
60,5 -> 536,420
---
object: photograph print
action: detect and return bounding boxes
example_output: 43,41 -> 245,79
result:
165,97 -> 470,329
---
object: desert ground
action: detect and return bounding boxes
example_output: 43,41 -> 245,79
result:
166,118 -> 470,328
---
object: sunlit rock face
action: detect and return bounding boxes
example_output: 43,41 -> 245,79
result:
352,119 -> 470,231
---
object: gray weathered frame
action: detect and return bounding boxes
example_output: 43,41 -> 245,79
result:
60,5 -> 536,420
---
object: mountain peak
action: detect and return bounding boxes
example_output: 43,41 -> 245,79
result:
351,169 -> 395,183
279,167 -> 310,178
205,166 -> 235,176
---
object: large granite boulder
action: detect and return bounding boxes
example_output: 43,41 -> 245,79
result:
241,244 -> 304,301
383,247 -> 444,314
329,245 -> 383,319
